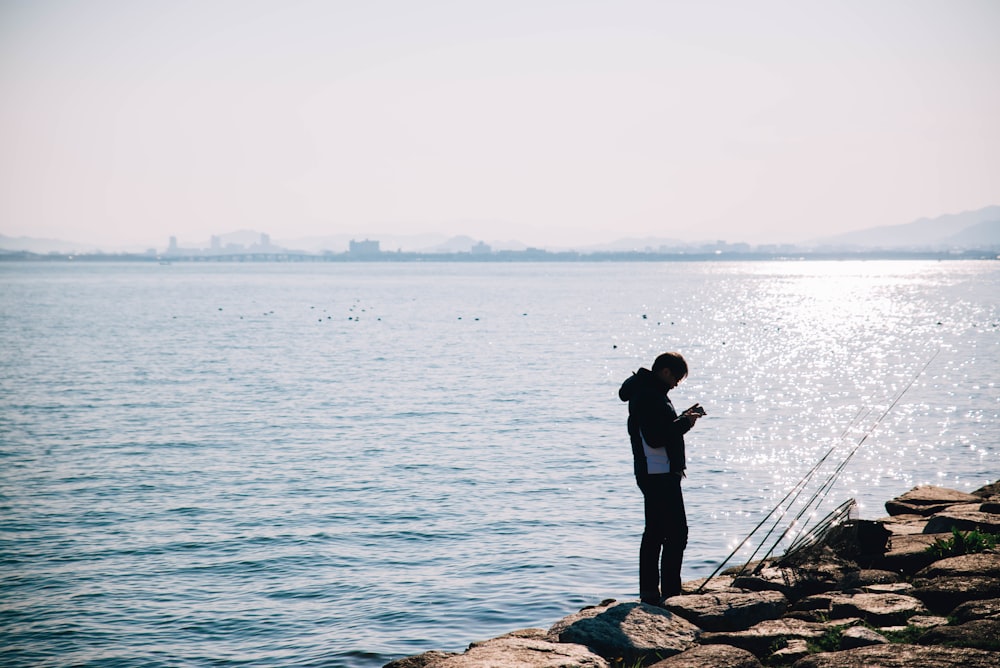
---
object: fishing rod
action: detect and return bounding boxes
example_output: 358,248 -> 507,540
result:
696,349 -> 939,591
749,348 -> 940,572
725,405 -> 873,582
694,404 -> 872,592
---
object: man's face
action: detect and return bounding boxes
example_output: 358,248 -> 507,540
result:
657,368 -> 679,390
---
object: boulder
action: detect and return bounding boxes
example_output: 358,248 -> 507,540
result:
972,481 -> 1000,498
424,634 -> 609,668
768,638 -> 810,664
549,601 -> 699,664
836,569 -> 901,591
384,651 -> 459,668
917,619 -> 1000,651
792,592 -> 929,626
839,625 -> 888,649
877,514 -> 929,535
699,618 -> 830,657
916,552 -> 1000,579
885,486 -> 981,517
951,598 -> 1000,623
873,533 -> 951,574
733,561 -> 847,601
663,590 -> 787,632
906,614 -> 950,629
648,644 -> 763,667
910,576 -> 1000,615
923,510 -> 1000,534
791,644 -> 1000,667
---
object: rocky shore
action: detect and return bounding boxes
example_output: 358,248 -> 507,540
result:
386,481 -> 1000,667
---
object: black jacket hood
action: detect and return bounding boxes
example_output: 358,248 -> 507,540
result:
618,367 -> 668,402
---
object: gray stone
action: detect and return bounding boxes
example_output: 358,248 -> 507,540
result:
877,514 -> 930,535
917,619 -> 1000,651
972,480 -> 1000,498
663,590 -> 787,632
911,575 -> 1000,615
906,614 -> 950,629
951,598 -> 1000,623
836,569 -> 901,591
733,562 -> 845,601
549,601 -> 699,664
829,592 -> 930,626
873,533 -> 951,574
648,644 -> 763,668
427,635 -> 609,668
769,638 -> 810,664
924,510 -> 1000,534
700,618 -> 830,657
859,582 -> 914,595
885,486 -> 981,517
839,625 -> 888,649
916,551 -> 1000,579
384,651 -> 459,668
791,644 -> 1000,667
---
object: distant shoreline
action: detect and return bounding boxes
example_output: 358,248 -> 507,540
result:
1,249 -> 998,263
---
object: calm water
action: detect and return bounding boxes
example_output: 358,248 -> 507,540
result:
1,260 -> 997,667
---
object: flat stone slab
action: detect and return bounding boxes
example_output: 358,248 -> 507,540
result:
792,592 -> 929,626
549,600 -> 699,664
792,644 -> 1000,667
648,644 -> 763,667
951,598 -> 1000,623
699,618 -> 830,657
877,514 -> 930,535
885,486 -> 981,517
873,533 -> 951,574
732,563 -> 846,601
426,634 -> 609,668
917,619 -> 1000,651
924,510 -> 1000,534
911,575 -> 1000,615
916,552 -> 1000,579
664,590 -> 788,631
839,625 -> 888,649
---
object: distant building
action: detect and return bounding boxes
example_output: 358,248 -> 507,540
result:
470,241 -> 492,254
349,239 -> 381,255
260,233 -> 271,248
168,236 -> 178,253
211,235 -> 221,251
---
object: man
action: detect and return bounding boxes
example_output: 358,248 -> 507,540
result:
618,352 -> 704,606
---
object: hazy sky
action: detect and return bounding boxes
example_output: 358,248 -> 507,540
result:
1,0 -> 998,248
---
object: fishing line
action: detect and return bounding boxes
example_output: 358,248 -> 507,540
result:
695,404 -> 871,592
696,349 -> 939,591
750,348 -> 940,571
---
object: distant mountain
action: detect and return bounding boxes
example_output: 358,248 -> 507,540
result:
0,233 -> 106,254
811,206 -> 1000,250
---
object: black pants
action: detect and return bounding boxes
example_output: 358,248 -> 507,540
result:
636,472 -> 688,603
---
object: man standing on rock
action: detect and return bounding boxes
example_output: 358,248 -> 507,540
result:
619,352 -> 704,606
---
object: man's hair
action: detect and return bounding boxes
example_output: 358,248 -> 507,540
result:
651,352 -> 688,379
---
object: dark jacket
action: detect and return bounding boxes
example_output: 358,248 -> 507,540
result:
619,367 -> 692,476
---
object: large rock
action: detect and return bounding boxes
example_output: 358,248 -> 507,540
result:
648,644 -> 763,667
951,598 -> 1000,623
424,633 -> 609,668
733,561 -> 847,601
873,533 -> 951,574
839,625 -> 889,649
917,619 -> 1000,651
792,592 -> 929,626
885,486 -> 981,517
549,601 -> 699,664
663,591 -> 787,631
791,644 -> 1000,667
910,576 -> 1000,615
384,651 -> 459,668
923,510 -> 1000,534
916,552 -> 1000,579
878,514 -> 929,535
972,480 -> 1000,498
699,618 -> 831,657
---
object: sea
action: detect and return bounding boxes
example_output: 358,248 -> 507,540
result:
1,259 -> 997,667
